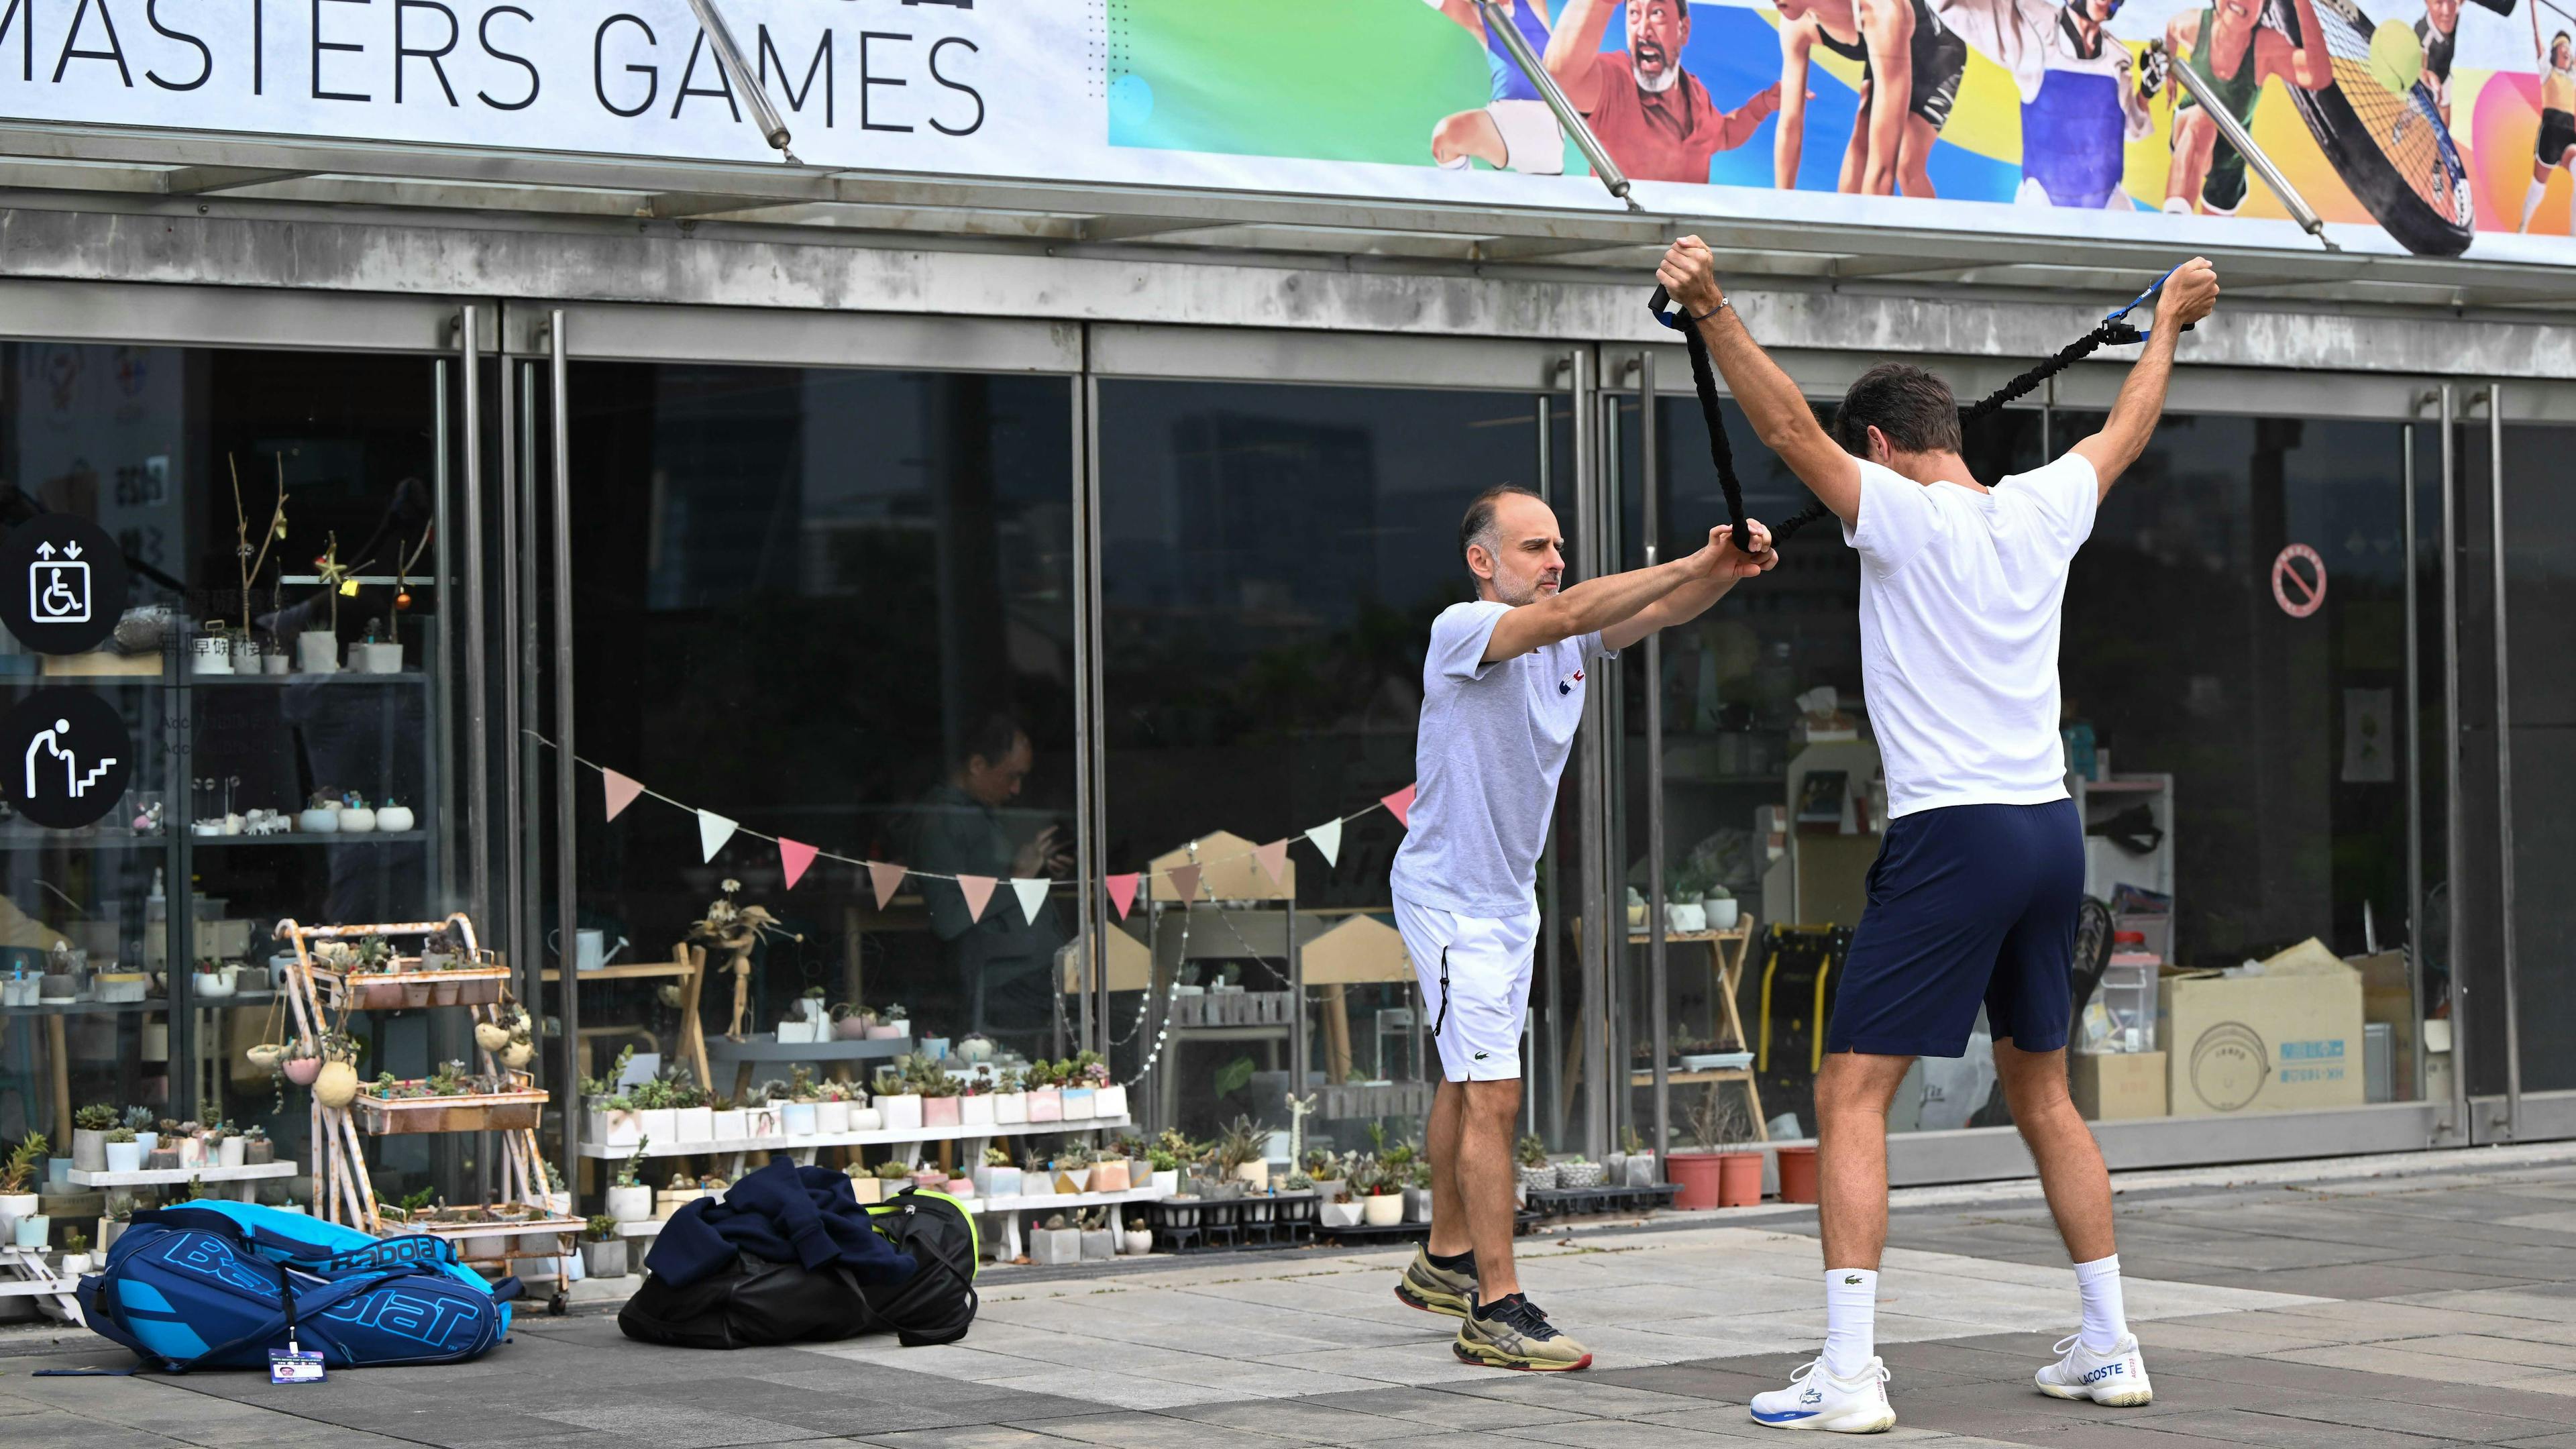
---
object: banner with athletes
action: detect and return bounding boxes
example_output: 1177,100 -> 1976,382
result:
0,0 -> 2567,262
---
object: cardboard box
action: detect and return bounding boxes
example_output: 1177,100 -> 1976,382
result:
2072,1051 -> 2167,1121
2159,939 -> 2365,1117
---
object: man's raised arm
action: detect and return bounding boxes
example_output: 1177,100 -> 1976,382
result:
1654,236 -> 1863,525
2069,258 -> 2218,498
1544,0 -> 1620,111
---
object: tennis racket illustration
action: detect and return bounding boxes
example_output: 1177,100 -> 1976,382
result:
2277,0 -> 2477,255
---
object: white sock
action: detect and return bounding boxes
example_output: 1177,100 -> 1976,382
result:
2524,178 -> 2549,231
2075,1254 -> 2129,1352
1822,1267 -> 1878,1379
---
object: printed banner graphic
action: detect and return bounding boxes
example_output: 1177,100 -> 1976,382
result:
5,0 -> 2569,260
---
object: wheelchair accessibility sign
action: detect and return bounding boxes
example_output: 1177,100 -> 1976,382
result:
1,516 -> 127,655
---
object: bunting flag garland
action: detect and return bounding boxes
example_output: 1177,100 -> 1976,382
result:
1380,784 -> 1417,830
778,839 -> 818,891
696,810 -> 739,862
869,862 -> 908,910
602,769 -> 645,822
1253,837 -> 1290,888
535,731 -> 1414,912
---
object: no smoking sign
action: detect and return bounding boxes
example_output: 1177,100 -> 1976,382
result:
2272,544 -> 2326,619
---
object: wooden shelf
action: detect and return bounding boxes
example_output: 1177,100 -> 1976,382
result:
68,1160 -> 297,1187
577,1114 -> 1134,1160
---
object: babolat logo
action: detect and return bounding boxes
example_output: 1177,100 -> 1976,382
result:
2082,1362 -> 2127,1384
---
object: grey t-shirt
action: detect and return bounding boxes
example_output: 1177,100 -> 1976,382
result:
1389,600 -> 1613,917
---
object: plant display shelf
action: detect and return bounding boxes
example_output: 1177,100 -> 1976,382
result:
312,963 -> 509,1013
1143,1191 -> 1320,1254
0,1245 -> 81,1324
66,1161 -> 297,1201
1524,1183 -> 1680,1219
393,1207 -> 582,1299
577,1115 -> 1136,1177
980,1184 -> 1173,1261
354,1087 -> 548,1136
282,914 -> 554,1274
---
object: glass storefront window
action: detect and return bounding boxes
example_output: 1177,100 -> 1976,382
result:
0,341 -> 445,1227
564,365 -> 1075,1086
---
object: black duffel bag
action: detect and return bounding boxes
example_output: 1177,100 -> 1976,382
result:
619,1187 -> 979,1350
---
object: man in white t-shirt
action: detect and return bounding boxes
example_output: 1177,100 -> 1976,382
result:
1391,484 -> 1776,1371
1654,235 -> 2217,1432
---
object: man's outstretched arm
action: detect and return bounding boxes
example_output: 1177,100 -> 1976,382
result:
1544,0 -> 1619,111
1485,525 -> 1768,660
1656,236 -> 1863,525
2070,257 -> 2218,498
1599,519 -> 1778,651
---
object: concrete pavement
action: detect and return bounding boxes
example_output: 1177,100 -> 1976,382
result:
6,1143 -> 2574,1447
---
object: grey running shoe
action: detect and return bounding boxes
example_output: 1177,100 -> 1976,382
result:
1395,1246 -> 1476,1318
1453,1292 -> 1593,1372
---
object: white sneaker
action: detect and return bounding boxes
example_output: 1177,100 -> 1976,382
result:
1749,1356 -> 1896,1433
2035,1333 -> 2154,1407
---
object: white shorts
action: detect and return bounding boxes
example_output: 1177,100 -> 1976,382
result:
1487,99 -> 1567,176
1393,893 -> 1540,1082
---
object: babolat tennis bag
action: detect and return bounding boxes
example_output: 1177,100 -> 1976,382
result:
619,1185 -> 978,1349
70,1201 -> 517,1371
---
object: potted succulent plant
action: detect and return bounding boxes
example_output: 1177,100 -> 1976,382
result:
101,1126 -> 144,1174
1092,1154 -> 1132,1193
1515,1134 -> 1558,1196
0,1134 -> 45,1231
1024,1059 -> 1064,1123
58,1227 -> 92,1277
582,1216 -> 627,1279
1060,1051 -> 1102,1120
867,1003 -> 909,1041
989,1065 -> 1029,1126
917,1058 -> 963,1128
631,1077 -> 680,1145
1052,1143 -> 1095,1195
830,1002 -> 874,1041
708,1095 -> 749,1142
70,1104 -> 115,1172
871,1067 -> 922,1134
669,1078 -> 714,1144
1359,1161 -> 1406,1227
1216,1116 -> 1269,1190
973,1145 -> 1023,1199
604,1139 -> 653,1223
814,1080 -> 853,1136
959,1067 -> 997,1129
1121,1216 -> 1153,1256
242,1125 -> 274,1165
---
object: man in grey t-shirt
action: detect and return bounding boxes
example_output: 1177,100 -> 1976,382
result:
1393,484 -> 1774,1371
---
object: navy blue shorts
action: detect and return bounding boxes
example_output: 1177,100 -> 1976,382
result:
1826,800 -> 2083,1059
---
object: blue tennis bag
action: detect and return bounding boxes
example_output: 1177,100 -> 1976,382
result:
74,1201 -> 519,1371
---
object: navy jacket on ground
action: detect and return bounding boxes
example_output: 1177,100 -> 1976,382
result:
646,1157 -> 919,1289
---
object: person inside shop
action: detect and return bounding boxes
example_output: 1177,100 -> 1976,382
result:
912,712 -> 1072,1059
1655,233 -> 2217,1430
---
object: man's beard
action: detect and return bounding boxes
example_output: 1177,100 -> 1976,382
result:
1634,49 -> 1682,93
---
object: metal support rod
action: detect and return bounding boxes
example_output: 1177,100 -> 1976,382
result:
1079,364 -> 1107,1059
433,358 -> 454,910
1476,0 -> 1633,203
1642,351 -> 1670,1167
548,312 -> 582,1200
2438,384 -> 2468,1142
2400,412 -> 2425,1113
460,307 -> 490,939
2487,387 -> 2519,1142
499,325 -> 524,1010
518,363 -> 543,1083
682,0 -> 797,157
2165,60 -> 2336,249
1570,346 -> 1609,1160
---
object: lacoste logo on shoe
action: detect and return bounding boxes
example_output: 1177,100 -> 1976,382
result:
2082,1363 -> 2125,1384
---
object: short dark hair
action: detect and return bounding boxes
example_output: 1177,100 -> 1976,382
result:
957,711 -> 1025,769
1834,363 -> 1963,458
1460,484 -> 1542,570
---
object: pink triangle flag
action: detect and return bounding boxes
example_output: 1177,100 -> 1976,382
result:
956,873 -> 998,924
1167,863 -> 1201,903
602,769 -> 645,822
779,839 -> 818,891
696,810 -> 739,862
1381,784 -> 1418,829
1254,839 -> 1290,889
868,862 -> 907,910
1011,878 -> 1051,925
1106,873 -> 1140,920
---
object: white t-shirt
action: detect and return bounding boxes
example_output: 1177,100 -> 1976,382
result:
1390,600 -> 1613,918
1841,452 -> 2097,818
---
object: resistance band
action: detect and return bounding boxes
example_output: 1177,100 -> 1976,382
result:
1648,266 -> 2191,547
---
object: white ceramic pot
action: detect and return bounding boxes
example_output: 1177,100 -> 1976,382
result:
376,804 -> 417,833
782,1102 -> 819,1135
1060,1087 -> 1095,1120
843,1107 -> 879,1132
747,1107 -> 780,1138
297,631 -> 339,674
959,1095 -> 994,1128
709,1109 -> 747,1141
189,633 -> 235,675
672,1106 -> 714,1143
1122,1230 -> 1152,1256
1055,1167 -> 1089,1194
219,1136 -> 248,1168
775,1020 -> 818,1044
1666,901 -> 1707,933
991,1091 -> 1028,1126
875,1094 -> 922,1133
1093,1084 -> 1129,1120
58,1252 -> 91,1277
13,1215 -> 48,1248
1233,1160 -> 1269,1190
594,1107 -> 642,1148
605,1184 -> 652,1223
1361,1193 -> 1406,1227
1321,1200 -> 1364,1228
582,1238 -> 628,1279
814,1099 -> 851,1134
339,806 -> 377,833
297,807 -> 341,834
132,1132 -> 158,1155
1707,898 -> 1741,929
359,641 -> 402,674
0,1193 -> 38,1235
636,1108 -> 678,1144
262,650 -> 290,676
103,1141 -> 144,1173
1151,1169 -> 1179,1197
71,1128 -> 107,1172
